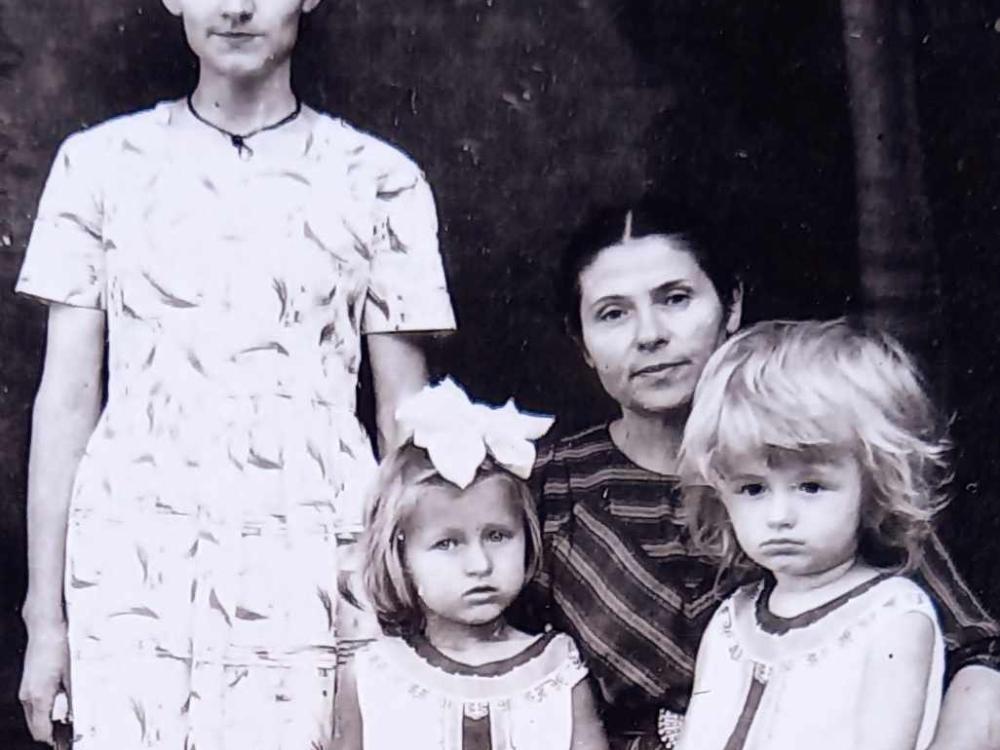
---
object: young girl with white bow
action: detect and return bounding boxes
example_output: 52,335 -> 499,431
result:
332,378 -> 608,750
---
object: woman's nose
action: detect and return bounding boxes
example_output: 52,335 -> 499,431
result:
634,305 -> 668,351
463,542 -> 493,575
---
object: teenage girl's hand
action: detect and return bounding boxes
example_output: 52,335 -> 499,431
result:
19,619 -> 70,746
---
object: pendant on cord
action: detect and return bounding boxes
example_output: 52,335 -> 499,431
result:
230,134 -> 253,160
186,94 -> 302,161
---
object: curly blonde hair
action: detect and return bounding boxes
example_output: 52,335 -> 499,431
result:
359,441 -> 543,636
678,318 -> 952,576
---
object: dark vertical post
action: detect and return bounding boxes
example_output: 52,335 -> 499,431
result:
840,0 -> 945,380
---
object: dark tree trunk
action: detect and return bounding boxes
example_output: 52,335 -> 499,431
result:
840,0 -> 945,377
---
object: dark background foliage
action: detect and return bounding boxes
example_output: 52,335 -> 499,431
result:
1,1 -> 998,745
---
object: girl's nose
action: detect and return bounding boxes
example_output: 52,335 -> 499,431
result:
463,542 -> 493,576
765,489 -> 797,529
220,0 -> 255,21
635,305 -> 668,352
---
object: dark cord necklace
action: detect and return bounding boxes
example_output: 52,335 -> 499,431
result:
186,94 -> 302,159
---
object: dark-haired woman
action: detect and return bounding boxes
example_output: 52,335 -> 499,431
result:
523,199 -> 1000,749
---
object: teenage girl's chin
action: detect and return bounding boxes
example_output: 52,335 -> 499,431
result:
202,46 -> 287,78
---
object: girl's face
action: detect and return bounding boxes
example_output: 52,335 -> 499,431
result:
717,451 -> 864,585
402,476 -> 527,629
162,0 -> 320,80
578,236 -> 741,419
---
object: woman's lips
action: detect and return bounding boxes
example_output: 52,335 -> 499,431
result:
630,361 -> 688,378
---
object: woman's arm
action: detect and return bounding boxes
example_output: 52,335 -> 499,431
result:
855,611 -> 936,750
331,660 -> 364,750
912,531 -> 1000,749
19,303 -> 104,745
570,678 -> 609,750
367,332 -> 430,455
927,666 -> 1000,750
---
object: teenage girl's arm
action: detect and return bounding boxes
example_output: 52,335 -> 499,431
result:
331,660 -> 364,750
855,611 -> 936,750
571,679 -> 609,750
367,331 -> 430,456
19,303 -> 104,745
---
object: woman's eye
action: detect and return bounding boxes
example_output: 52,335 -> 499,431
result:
596,307 -> 626,323
432,538 -> 458,551
799,482 -> 824,494
737,483 -> 766,497
662,292 -> 691,307
485,529 -> 511,544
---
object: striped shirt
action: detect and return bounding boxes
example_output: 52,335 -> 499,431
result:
522,424 -> 1000,744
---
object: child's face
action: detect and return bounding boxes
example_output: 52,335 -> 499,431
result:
162,0 -> 319,81
402,476 -> 527,629
717,450 -> 864,583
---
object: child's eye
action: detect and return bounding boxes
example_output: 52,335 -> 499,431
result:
485,529 -> 511,544
737,482 -> 766,497
799,482 -> 824,494
432,538 -> 458,551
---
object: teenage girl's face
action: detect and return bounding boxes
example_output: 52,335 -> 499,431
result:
717,451 -> 864,586
578,236 -> 742,420
402,477 -> 527,630
162,0 -> 320,80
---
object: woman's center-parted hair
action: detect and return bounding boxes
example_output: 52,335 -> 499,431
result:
677,318 -> 952,574
558,195 -> 747,342
359,442 -> 543,636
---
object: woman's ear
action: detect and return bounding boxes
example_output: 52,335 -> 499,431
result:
161,0 -> 183,17
724,283 -> 744,335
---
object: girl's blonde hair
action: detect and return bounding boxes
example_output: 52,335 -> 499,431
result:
360,441 -> 543,636
678,318 -> 952,576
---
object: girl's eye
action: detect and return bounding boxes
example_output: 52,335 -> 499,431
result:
485,529 -> 511,544
737,483 -> 766,497
432,538 -> 458,551
799,482 -> 824,494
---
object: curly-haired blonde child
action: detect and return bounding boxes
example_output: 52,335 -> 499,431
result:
332,379 -> 608,750
676,319 -> 949,750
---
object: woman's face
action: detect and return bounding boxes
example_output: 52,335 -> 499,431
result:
162,0 -> 320,80
578,235 -> 742,418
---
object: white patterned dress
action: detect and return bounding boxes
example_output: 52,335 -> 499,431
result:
676,575 -> 944,750
352,632 -> 589,750
16,100 -> 455,749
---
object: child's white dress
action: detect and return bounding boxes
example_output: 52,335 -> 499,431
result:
352,632 -> 589,750
677,575 -> 944,750
17,100 -> 455,749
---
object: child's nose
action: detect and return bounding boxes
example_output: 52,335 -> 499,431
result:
765,490 -> 797,528
463,542 -> 493,575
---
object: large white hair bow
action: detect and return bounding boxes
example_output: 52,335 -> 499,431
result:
395,377 -> 555,489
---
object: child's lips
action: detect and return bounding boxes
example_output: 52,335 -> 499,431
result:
759,539 -> 806,554
463,585 -> 499,600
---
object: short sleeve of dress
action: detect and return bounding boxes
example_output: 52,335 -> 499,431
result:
361,150 -> 456,334
551,632 -> 589,688
15,132 -> 107,309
